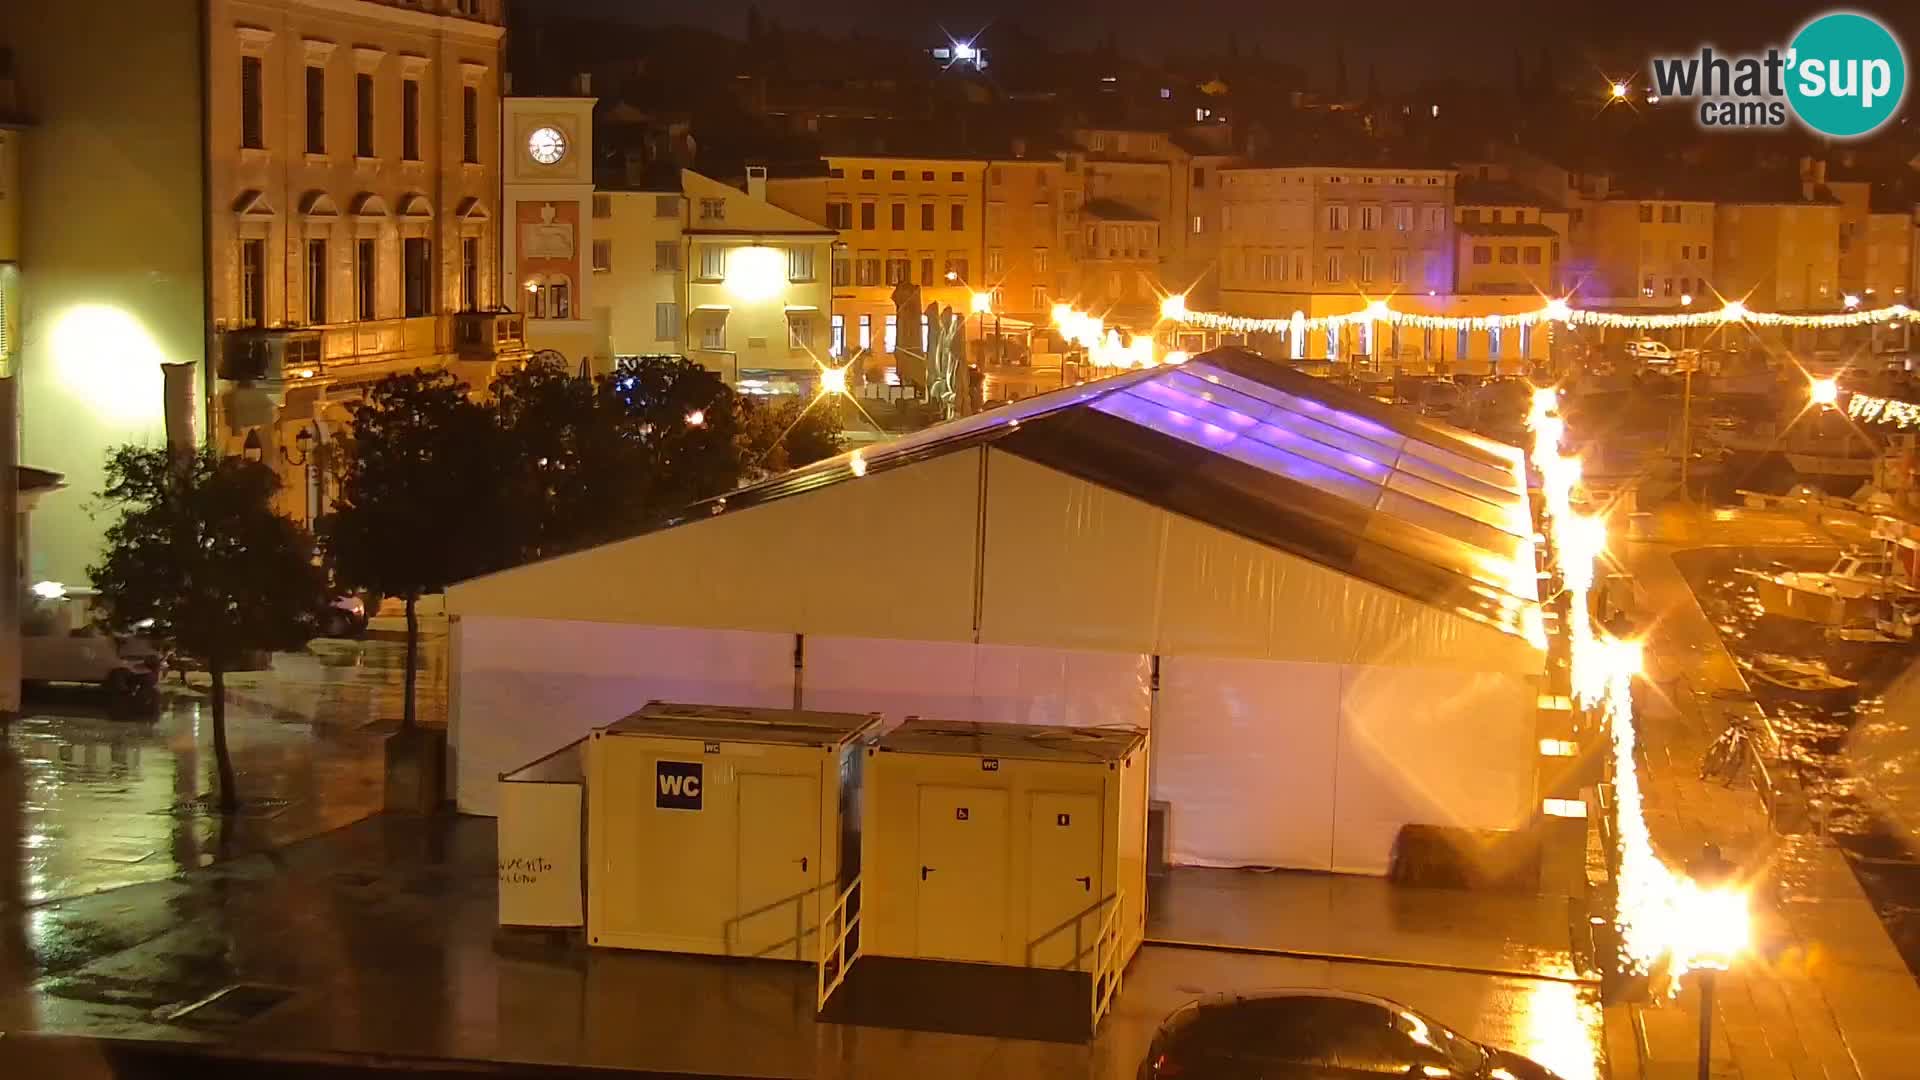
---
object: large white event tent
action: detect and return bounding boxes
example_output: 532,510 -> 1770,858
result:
446,348 -> 1545,875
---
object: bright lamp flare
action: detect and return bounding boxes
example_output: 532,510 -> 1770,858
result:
1365,299 -> 1392,321
1610,81 -> 1629,99
723,246 -> 786,301
970,291 -> 993,314
1809,377 -> 1839,407
685,409 -> 705,428
1544,299 -> 1573,322
1160,293 -> 1189,321
818,365 -> 849,396
1530,383 -> 1753,991
1051,302 -> 1074,327
1164,350 -> 1190,365
849,450 -> 867,477
1719,299 -> 1747,321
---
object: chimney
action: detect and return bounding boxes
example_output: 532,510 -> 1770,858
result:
745,164 -> 767,202
575,71 -> 592,96
1010,136 -> 1028,159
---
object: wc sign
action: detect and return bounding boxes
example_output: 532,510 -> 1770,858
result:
655,761 -> 703,810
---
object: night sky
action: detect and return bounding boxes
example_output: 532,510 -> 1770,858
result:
533,0 -> 1920,92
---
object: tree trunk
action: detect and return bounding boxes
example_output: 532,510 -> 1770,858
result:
210,665 -> 238,814
402,591 -> 418,731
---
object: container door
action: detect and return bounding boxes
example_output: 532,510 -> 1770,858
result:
1025,792 -> 1103,970
915,785 -> 1008,963
734,772 -> 820,959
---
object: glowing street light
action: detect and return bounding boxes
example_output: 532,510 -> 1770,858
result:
818,365 -> 850,397
1809,376 -> 1839,407
1051,302 -> 1074,327
1680,293 -> 1694,307
1159,293 -> 1189,321
970,291 -> 993,315
1844,293 -> 1862,310
849,449 -> 868,477
685,409 -> 706,428
1718,299 -> 1747,321
1610,81 -> 1630,100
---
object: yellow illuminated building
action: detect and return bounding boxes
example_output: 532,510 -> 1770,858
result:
1453,178 -> 1568,296
982,158 -> 1075,327
1582,195 -> 1714,308
675,170 -> 836,391
1712,198 -> 1839,312
768,155 -> 984,377
209,0 -> 514,525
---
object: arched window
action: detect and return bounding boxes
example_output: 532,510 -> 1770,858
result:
524,274 -> 573,320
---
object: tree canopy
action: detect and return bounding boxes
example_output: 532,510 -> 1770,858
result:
90,445 -> 325,812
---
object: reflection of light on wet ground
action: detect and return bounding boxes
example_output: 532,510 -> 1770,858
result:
3,644 -> 413,904
1512,979 -> 1602,1080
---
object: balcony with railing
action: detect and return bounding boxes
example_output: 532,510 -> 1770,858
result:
220,312 -> 527,387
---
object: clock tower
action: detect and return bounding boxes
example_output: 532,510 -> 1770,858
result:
501,93 -> 598,364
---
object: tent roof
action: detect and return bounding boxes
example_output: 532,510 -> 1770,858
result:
678,348 -> 1537,637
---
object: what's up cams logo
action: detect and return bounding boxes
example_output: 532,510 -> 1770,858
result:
1649,11 -> 1906,137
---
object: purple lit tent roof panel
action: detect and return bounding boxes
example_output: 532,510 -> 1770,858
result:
669,348 -> 1537,637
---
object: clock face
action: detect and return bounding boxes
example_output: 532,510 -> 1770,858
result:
527,126 -> 568,165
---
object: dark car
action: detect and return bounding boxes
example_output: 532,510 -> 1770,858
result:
1139,990 -> 1563,1079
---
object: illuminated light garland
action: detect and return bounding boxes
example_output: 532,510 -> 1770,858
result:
1175,298 -> 1918,337
1527,389 -> 1751,990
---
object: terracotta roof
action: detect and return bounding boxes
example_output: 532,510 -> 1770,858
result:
1458,222 -> 1560,238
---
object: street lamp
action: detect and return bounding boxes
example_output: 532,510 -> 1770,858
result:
241,429 -> 263,464
281,425 -> 317,465
1810,376 -> 1839,407
1610,81 -> 1629,100
1685,844 -> 1741,1080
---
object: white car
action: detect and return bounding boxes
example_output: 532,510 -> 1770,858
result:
23,587 -> 163,710
1627,339 -> 1676,362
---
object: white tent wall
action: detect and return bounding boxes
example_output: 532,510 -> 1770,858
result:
1330,664 -> 1537,874
451,617 -> 795,815
978,451 -> 1540,675
444,450 -> 985,642
1156,656 -> 1343,870
801,636 -> 1151,728
1154,653 -> 1536,874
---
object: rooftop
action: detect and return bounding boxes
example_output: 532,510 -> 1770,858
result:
875,719 -> 1145,763
1455,177 -> 1551,209
604,702 -> 882,748
676,348 -> 1538,639
1458,222 -> 1561,238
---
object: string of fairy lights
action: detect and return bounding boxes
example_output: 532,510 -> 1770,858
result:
1161,293 -> 1919,337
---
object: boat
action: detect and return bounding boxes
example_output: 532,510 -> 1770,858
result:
1739,653 -> 1859,694
1734,550 -> 1916,625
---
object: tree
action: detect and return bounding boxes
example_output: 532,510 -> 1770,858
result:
607,355 -> 744,513
738,395 -> 846,480
328,369 -> 520,729
90,447 -> 325,813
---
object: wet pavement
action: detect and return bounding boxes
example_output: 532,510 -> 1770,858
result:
0,627 -> 1609,1078
0,814 -> 1607,1080
1616,504 -> 1920,1078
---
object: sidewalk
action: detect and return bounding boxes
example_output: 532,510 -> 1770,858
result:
1610,504 -> 1920,1079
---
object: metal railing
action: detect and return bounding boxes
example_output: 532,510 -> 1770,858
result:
1090,890 -> 1126,1030
815,876 -> 862,1012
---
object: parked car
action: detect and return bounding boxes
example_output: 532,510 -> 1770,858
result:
1139,990 -> 1564,1080
1626,339 -> 1675,363
22,587 -> 162,711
